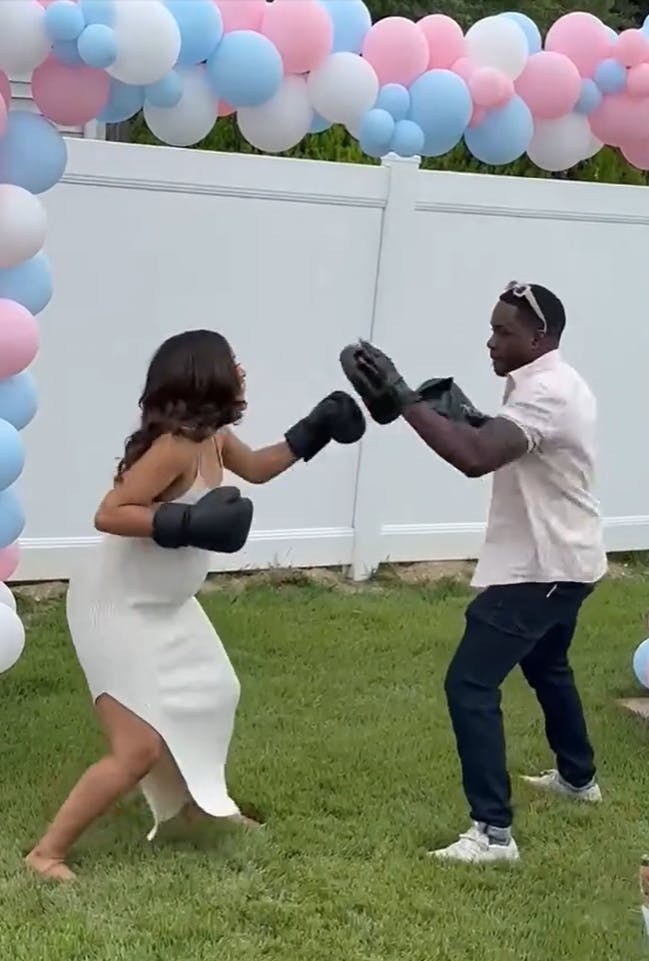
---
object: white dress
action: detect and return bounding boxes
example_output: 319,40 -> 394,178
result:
66,480 -> 241,840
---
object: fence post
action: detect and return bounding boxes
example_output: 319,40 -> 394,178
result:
348,154 -> 421,582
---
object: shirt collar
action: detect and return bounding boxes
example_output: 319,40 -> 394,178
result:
507,349 -> 561,388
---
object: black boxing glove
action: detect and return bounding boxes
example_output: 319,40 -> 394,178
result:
284,390 -> 366,462
152,486 -> 253,553
340,342 -> 420,425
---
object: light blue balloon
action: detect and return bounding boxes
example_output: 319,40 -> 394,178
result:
310,112 -> 332,134
78,23 -> 118,68
0,486 -> 25,550
79,0 -> 114,27
0,422 -> 24,493
390,120 -> 424,158
409,70 -> 472,157
633,638 -> 649,688
98,80 -> 145,123
166,0 -> 223,66
644,15 -> 649,37
45,0 -> 85,41
53,38 -> 84,65
146,72 -> 183,108
359,109 -> 395,155
319,0 -> 370,54
594,58 -> 626,94
575,79 -> 602,116
0,254 -> 53,316
501,12 -> 541,54
0,372 -> 38,432
0,112 -> 68,195
464,96 -> 533,166
375,84 -> 410,122
206,31 -> 283,107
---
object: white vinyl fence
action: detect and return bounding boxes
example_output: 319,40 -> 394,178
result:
13,137 -> 649,582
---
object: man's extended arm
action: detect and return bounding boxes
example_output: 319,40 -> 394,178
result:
402,405 -> 528,477
340,340 -> 534,478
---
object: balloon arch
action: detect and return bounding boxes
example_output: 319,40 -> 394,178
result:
0,0 -> 648,664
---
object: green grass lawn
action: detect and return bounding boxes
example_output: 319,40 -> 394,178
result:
1,573 -> 649,960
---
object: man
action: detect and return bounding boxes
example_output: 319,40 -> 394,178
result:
340,282 -> 606,864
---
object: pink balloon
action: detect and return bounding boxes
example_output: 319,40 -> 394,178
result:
590,93 -> 649,147
32,57 -> 110,127
0,71 -> 10,108
0,543 -> 19,581
215,0 -> 265,34
362,16 -> 429,87
621,138 -> 649,170
218,100 -> 235,117
0,301 -> 39,379
614,29 -> 649,67
469,68 -> 512,109
545,12 -> 610,78
262,0 -> 332,74
628,63 -> 649,98
469,106 -> 486,129
452,57 -> 476,83
515,52 -> 581,120
418,14 -> 464,70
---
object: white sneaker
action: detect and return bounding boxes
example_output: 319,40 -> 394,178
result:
521,769 -> 602,802
429,823 -> 520,864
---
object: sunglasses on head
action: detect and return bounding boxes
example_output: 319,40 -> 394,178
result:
505,282 -> 547,336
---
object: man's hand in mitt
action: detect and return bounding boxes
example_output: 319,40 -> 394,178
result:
339,340 -> 420,425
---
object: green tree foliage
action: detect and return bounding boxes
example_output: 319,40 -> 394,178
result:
126,1 -> 649,186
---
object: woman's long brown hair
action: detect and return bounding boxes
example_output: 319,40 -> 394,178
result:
115,329 -> 245,481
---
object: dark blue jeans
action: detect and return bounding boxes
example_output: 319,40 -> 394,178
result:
444,582 -> 596,829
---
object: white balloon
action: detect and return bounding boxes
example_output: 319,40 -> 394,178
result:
528,114 -> 595,172
466,16 -> 528,81
0,583 -> 16,612
0,0 -> 50,75
144,66 -> 216,146
0,604 -> 24,674
238,76 -> 313,154
0,186 -> 47,271
582,133 -> 603,162
308,52 -> 378,127
108,0 -> 181,86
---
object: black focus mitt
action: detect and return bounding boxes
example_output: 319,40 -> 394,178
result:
339,343 -> 419,424
417,377 -> 490,427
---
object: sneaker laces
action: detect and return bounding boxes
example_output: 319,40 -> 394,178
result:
450,825 -> 490,854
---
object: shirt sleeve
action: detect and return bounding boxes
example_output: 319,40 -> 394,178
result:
498,383 -> 564,452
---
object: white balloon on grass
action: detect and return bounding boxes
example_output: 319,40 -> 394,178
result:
0,0 -> 50,75
0,604 -> 24,674
465,16 -> 528,81
144,66 -> 217,147
238,76 -> 313,154
108,0 -> 181,86
308,52 -> 379,128
528,114 -> 595,172
0,582 -> 16,612
0,186 -> 47,271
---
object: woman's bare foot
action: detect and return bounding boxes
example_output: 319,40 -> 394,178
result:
25,849 -> 76,882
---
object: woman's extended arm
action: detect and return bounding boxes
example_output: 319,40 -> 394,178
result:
221,429 -> 296,484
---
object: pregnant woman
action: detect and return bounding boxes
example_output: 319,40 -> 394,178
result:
26,329 -> 365,880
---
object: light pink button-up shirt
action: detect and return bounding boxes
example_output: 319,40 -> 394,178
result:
472,350 -> 607,589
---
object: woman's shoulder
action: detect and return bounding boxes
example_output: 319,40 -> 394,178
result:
148,432 -> 202,462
